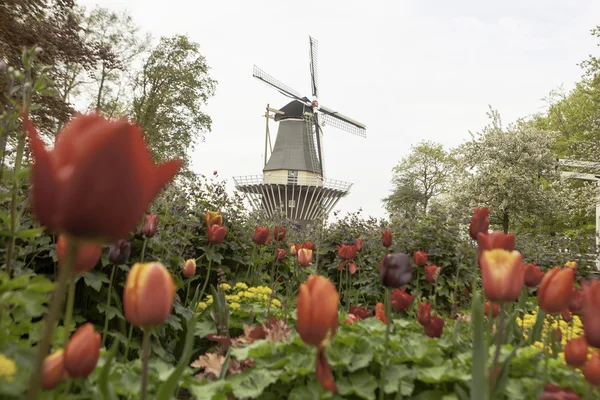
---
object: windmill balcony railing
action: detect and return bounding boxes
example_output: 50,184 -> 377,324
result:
233,174 -> 352,192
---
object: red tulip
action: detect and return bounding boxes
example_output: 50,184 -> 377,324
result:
183,259 -> 196,278
390,288 -> 415,312
537,267 -> 574,314
524,263 -> 544,287
562,309 -> 572,323
274,248 -> 287,262
141,213 -> 158,238
208,224 -> 227,244
584,352 -> 600,386
417,302 -> 432,326
424,265 -> 442,284
25,113 -> 181,242
424,315 -> 445,338
469,207 -> 489,240
252,226 -> 271,245
581,279 -> 600,348
381,230 -> 392,248
349,305 -> 372,319
355,238 -> 363,252
273,226 -> 286,242
302,241 -> 315,250
42,349 -> 68,390
539,383 -> 582,400
484,301 -> 499,318
56,235 -> 102,274
564,336 -> 589,368
569,288 -> 583,315
477,231 -> 516,252
63,323 -> 101,378
380,253 -> 412,288
298,248 -> 313,267
413,251 -> 428,266
480,249 -> 525,303
374,302 -> 388,324
337,244 -> 357,260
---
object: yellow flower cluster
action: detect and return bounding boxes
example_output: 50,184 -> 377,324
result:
195,282 -> 281,313
0,354 -> 16,382
517,311 -> 584,347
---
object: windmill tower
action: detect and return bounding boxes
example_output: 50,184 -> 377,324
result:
233,36 -> 367,228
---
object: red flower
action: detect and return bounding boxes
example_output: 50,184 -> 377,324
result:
390,288 -> 415,312
538,267 -> 574,314
208,224 -> 227,244
298,248 -> 313,267
274,248 -> 287,262
64,323 -> 101,378
290,243 -> 298,256
562,309 -> 572,323
344,314 -> 359,325
484,301 -> 499,318
480,249 -> 525,303
424,315 -> 445,338
380,253 -> 412,288
582,279 -> 600,348
273,226 -> 286,242
252,226 -> 271,246
413,251 -> 428,266
56,235 -> 102,274
539,383 -> 581,400
374,302 -> 388,324
349,305 -> 372,319
524,263 -> 544,287
417,302 -> 432,326
381,230 -> 392,248
424,265 -> 442,284
141,213 -> 158,238
564,337 -> 589,368
569,288 -> 583,315
355,238 -> 363,252
477,231 -> 515,252
337,244 -> 357,260
469,207 -> 490,240
26,113 -> 181,242
302,241 -> 315,250
584,352 -> 600,386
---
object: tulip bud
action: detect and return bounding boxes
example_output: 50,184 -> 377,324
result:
413,251 -> 428,266
207,224 -> 227,244
296,275 -> 338,348
290,244 -> 298,256
484,301 -> 499,318
391,288 -> 415,312
381,230 -> 392,248
123,262 -> 176,327
64,323 -> 101,378
349,305 -> 372,319
337,244 -> 357,260
417,302 -> 432,326
424,265 -> 441,284
274,248 -> 287,262
469,207 -> 490,240
298,248 -> 313,267
374,302 -> 387,324
480,249 -> 524,303
582,279 -> 600,347
524,263 -> 544,287
183,259 -> 196,278
273,226 -> 286,242
564,337 -> 589,368
141,213 -> 158,237
537,267 -> 575,314
302,241 -> 315,250
56,235 -> 102,274
355,238 -> 363,252
380,252 -> 412,288
204,211 -> 223,228
42,349 -> 68,390
584,352 -> 600,386
347,261 -> 357,275
108,239 -> 131,265
252,226 -> 271,246
424,315 -> 445,338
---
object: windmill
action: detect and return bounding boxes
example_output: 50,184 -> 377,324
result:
233,36 -> 367,228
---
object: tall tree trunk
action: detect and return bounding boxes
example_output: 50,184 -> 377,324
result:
96,63 -> 106,111
502,211 -> 509,234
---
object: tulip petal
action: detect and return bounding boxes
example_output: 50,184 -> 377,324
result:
147,159 -> 182,206
296,282 -> 313,344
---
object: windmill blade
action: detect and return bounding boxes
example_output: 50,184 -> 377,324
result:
319,105 -> 367,138
309,36 -> 319,98
253,65 -> 308,102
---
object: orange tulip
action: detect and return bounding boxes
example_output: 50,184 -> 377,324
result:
252,226 -> 271,245
141,213 -> 158,238
56,234 -> 102,274
355,238 -> 363,252
391,288 -> 415,312
469,207 -> 489,240
582,279 -> 600,348
337,244 -> 357,260
524,263 -> 544,287
204,211 -> 223,228
477,231 -> 515,252
273,226 -> 286,242
41,349 -> 68,390
584,352 -> 600,386
123,262 -> 176,327
183,259 -> 196,278
64,323 -> 101,378
207,224 -> 227,244
374,302 -> 388,324
537,267 -> 575,314
413,251 -> 428,266
289,243 -> 298,256
564,337 -> 589,368
480,249 -> 524,303
25,113 -> 181,242
302,241 -> 315,250
297,248 -> 313,267
484,301 -> 500,318
381,230 -> 392,248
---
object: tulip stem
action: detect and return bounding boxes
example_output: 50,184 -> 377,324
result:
415,268 -> 421,301
379,287 -> 392,400
185,278 -> 192,308
102,264 -> 117,347
490,304 -> 504,392
124,324 -> 134,361
140,328 -> 151,400
199,245 -> 214,304
26,238 -> 78,400
63,274 -> 76,344
140,238 -> 148,262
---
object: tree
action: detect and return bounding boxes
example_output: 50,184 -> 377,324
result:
131,34 -> 216,166
383,140 -> 455,218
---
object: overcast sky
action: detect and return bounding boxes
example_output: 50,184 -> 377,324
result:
78,0 -> 600,221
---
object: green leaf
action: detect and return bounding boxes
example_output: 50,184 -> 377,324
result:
227,368 -> 281,399
528,309 -> 546,345
16,227 -> 45,238
96,303 -> 124,321
384,364 -> 414,396
337,369 -> 377,400
471,290 -> 488,400
188,380 -> 231,400
80,272 -> 110,292
27,276 -> 55,293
